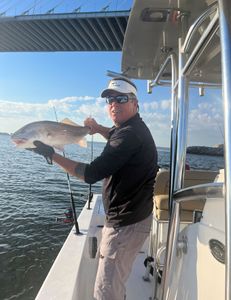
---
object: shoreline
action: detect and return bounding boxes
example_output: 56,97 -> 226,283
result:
187,145 -> 224,157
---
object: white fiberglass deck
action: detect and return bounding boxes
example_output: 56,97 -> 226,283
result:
36,194 -> 154,300
126,241 -> 154,299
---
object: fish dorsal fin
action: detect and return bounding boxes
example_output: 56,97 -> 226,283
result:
77,137 -> 87,148
61,118 -> 81,127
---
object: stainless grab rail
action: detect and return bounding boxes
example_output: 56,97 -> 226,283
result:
218,0 -> 231,298
174,182 -> 224,202
147,52 -> 178,300
181,2 -> 218,53
152,79 -> 221,89
168,53 -> 178,213
161,14 -> 189,299
182,9 -> 219,77
147,53 -> 177,93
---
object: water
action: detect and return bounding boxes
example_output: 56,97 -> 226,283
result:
0,135 -> 224,300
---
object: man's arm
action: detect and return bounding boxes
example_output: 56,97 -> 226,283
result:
52,153 -> 86,180
84,117 -> 110,140
28,141 -> 87,180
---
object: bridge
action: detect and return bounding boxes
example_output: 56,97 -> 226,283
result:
0,1 -> 131,52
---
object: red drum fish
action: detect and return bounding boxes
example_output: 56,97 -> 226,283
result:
11,118 -> 90,150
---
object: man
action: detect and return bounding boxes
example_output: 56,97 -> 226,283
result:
31,77 -> 158,300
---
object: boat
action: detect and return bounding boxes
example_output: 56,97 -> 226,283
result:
35,0 -> 230,299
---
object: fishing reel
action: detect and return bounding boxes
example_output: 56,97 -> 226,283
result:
56,208 -> 74,224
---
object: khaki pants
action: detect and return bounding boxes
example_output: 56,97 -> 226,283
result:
94,215 -> 152,300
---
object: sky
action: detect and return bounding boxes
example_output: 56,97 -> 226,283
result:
0,0 -> 224,148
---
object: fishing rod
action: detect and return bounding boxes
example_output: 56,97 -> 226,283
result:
53,106 -> 80,235
87,133 -> 94,209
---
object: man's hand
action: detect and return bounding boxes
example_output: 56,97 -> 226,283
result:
27,140 -> 55,165
84,117 -> 111,140
84,117 -> 100,135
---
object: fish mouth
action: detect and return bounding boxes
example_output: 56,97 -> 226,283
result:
11,138 -> 28,145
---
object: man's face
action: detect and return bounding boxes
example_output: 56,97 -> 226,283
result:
106,92 -> 138,125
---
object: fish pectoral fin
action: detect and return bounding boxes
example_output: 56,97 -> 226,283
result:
77,137 -> 87,148
61,118 -> 81,127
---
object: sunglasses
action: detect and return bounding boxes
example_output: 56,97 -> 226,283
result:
106,95 -> 129,104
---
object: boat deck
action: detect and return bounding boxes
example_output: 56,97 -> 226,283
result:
96,195 -> 156,299
126,240 -> 154,299
36,194 -> 156,299
97,195 -> 155,299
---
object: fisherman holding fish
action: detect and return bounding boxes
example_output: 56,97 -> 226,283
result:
15,77 -> 158,300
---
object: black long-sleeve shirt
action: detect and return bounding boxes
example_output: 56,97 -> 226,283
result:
84,113 -> 158,227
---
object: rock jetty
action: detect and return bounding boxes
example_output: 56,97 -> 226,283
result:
187,144 -> 224,156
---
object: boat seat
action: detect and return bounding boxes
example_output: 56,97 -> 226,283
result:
155,209 -> 194,222
154,170 -> 219,222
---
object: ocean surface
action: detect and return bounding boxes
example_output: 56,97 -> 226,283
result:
0,134 -> 224,300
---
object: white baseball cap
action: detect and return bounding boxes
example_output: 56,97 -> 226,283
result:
101,77 -> 137,97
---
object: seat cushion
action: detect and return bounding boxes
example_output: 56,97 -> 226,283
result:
155,208 -> 195,222
155,194 -> 206,211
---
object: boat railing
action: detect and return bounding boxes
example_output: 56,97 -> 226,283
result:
147,53 -> 177,93
218,1 -> 231,298
160,182 -> 224,299
182,8 -> 219,77
181,2 -> 218,54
